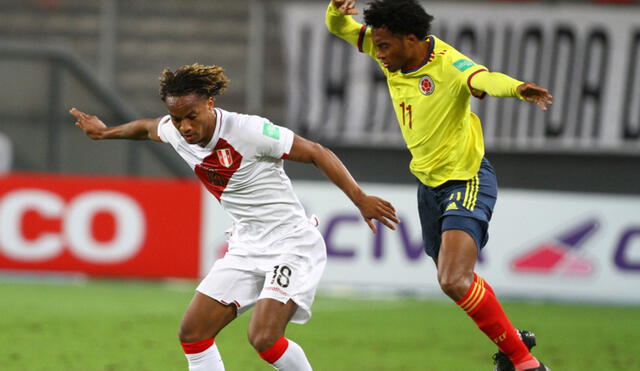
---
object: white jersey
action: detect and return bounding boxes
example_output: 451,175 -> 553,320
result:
157,108 -> 310,250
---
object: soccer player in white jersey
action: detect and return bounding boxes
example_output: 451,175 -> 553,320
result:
70,63 -> 400,371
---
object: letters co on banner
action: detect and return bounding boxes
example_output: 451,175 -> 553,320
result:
283,3 -> 640,154
0,174 -> 202,279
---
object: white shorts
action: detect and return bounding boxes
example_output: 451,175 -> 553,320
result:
196,226 -> 326,324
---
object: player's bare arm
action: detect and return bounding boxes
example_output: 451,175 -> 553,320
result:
287,134 -> 399,233
517,82 -> 553,111
69,107 -> 162,142
331,0 -> 358,15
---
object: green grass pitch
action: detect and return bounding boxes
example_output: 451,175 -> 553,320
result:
0,279 -> 638,370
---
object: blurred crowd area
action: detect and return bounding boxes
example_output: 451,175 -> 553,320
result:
0,0 -> 638,180
1,0 -> 637,120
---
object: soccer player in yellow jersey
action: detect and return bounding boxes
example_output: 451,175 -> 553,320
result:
327,1 -> 553,370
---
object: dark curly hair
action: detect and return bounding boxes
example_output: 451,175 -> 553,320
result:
364,0 -> 434,40
159,63 -> 230,101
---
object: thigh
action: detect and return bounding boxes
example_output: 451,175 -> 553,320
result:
441,215 -> 486,254
180,291 -> 237,341
196,254 -> 265,318
438,229 -> 478,274
257,227 -> 327,325
417,182 -> 443,259
438,158 -> 497,218
437,158 -> 498,249
437,229 -> 479,300
248,298 -> 298,340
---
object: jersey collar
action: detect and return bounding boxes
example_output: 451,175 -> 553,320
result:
401,36 -> 435,74
204,108 -> 223,149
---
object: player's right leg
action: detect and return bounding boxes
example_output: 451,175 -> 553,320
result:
248,226 -> 326,370
179,253 -> 264,371
418,158 -> 549,371
179,292 -> 236,371
249,298 -> 312,371
437,229 -> 543,371
493,330 -> 551,371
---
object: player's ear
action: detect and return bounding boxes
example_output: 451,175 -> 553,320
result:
406,34 -> 420,43
208,97 -> 215,109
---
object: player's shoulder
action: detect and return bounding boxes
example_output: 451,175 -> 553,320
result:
217,108 -> 266,134
158,114 -> 173,129
430,36 -> 457,61
430,36 -> 482,75
157,114 -> 181,144
217,108 -> 277,144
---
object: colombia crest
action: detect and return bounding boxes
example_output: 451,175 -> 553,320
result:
419,75 -> 435,96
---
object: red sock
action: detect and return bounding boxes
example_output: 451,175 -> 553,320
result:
181,337 -> 214,354
258,336 -> 289,364
456,274 -> 537,368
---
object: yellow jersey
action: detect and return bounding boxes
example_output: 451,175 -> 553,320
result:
326,3 -> 491,187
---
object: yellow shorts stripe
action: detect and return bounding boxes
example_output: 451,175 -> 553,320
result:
470,175 -> 480,210
465,176 -> 476,210
463,179 -> 471,209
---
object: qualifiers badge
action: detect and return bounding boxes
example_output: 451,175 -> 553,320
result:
419,75 -> 435,96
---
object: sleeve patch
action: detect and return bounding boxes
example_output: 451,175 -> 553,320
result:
262,122 -> 280,140
453,59 -> 475,72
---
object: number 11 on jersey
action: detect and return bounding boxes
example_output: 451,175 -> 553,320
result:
400,102 -> 413,129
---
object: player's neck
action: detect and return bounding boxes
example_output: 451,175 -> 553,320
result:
403,40 -> 430,72
198,111 -> 217,147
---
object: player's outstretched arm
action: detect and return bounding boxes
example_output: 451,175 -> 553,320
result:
469,72 -> 553,111
287,134 -> 400,233
516,82 -> 553,111
69,107 -> 162,142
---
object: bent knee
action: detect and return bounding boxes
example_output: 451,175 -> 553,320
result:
248,329 -> 281,353
438,272 -> 473,300
179,321 -> 211,343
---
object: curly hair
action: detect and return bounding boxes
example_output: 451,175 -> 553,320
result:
159,63 -> 230,101
364,0 -> 434,40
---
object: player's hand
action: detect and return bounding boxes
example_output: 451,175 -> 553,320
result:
517,82 -> 553,111
355,194 -> 400,233
332,0 -> 358,15
69,107 -> 108,140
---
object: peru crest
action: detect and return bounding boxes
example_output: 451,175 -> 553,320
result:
216,148 -> 233,168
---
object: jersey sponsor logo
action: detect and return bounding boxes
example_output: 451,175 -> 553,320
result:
216,148 -> 234,168
262,122 -> 280,140
197,165 -> 228,187
511,219 -> 597,275
264,286 -> 289,296
453,59 -> 475,72
419,75 -> 435,96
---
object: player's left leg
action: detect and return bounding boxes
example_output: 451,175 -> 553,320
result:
437,228 -> 542,371
430,158 -> 548,371
248,226 -> 325,370
179,292 -> 236,371
249,298 -> 312,370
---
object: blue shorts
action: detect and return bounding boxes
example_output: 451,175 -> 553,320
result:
417,157 -> 498,259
